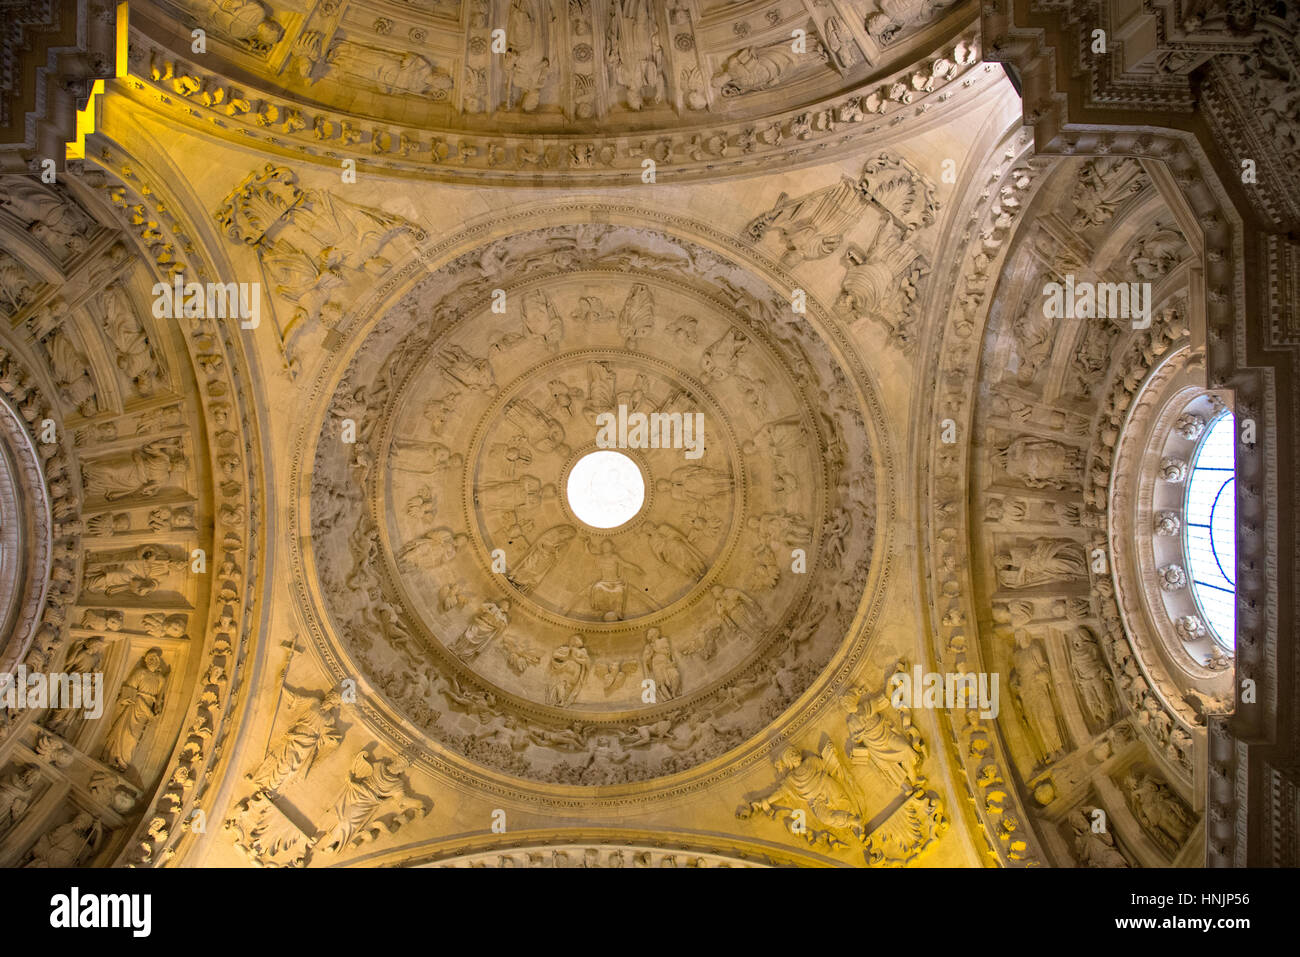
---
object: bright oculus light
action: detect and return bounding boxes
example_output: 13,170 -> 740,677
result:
566,450 -> 644,529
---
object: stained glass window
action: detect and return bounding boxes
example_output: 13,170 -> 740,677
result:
1183,412 -> 1235,648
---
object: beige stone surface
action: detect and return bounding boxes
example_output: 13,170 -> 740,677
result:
3,0 -> 1288,870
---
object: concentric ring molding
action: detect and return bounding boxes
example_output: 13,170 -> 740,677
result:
287,202 -> 896,806
440,342 -> 752,634
0,389 -> 54,674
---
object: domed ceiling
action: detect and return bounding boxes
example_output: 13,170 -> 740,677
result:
2,0 -> 1286,875
126,0 -> 982,182
141,0 -> 967,125
301,216 -> 884,787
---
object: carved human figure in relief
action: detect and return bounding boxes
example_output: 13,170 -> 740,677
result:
103,285 -> 158,396
43,636 -> 108,737
397,528 -> 469,572
247,688 -> 343,793
994,541 -> 1087,589
82,438 -> 185,500
452,600 -> 512,660
607,0 -> 665,110
582,538 -> 650,621
1009,630 -> 1065,765
508,524 -> 577,592
0,251 -> 34,315
439,344 -> 496,394
1129,225 -> 1185,280
0,182 -> 92,255
748,510 -> 813,549
1071,157 -> 1148,229
102,649 -> 169,773
0,764 -> 41,836
1123,773 -> 1193,853
504,398 -> 568,455
743,417 -> 808,494
1068,626 -> 1115,726
742,744 -> 865,843
583,736 -> 631,776
1070,321 -> 1118,398
642,628 -> 682,700
223,169 -> 416,354
1068,808 -> 1130,867
82,545 -> 184,597
820,14 -> 857,68
710,584 -> 766,642
23,811 -> 102,867
700,328 -> 749,381
993,436 -> 1084,489
46,328 -> 98,416
842,682 -> 922,790
1010,304 -> 1055,386
478,474 -> 555,513
390,440 -> 462,475
315,753 -> 424,855
641,521 -> 706,578
494,288 -> 564,351
547,635 -> 590,706
654,465 -> 732,504
503,0 -> 552,111
295,31 -> 451,97
173,0 -> 283,50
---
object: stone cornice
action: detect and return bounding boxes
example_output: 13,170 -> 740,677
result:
0,0 -> 119,173
112,21 -> 999,185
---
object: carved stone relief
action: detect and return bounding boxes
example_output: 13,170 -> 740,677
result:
125,12 -> 990,186
737,659 -> 945,866
948,152 -> 1222,866
3,0 -> 1279,872
301,217 -> 884,787
0,152 -> 261,869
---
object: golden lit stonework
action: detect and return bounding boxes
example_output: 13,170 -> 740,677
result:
303,224 -> 881,786
0,0 -> 1290,884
